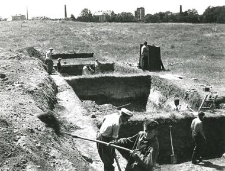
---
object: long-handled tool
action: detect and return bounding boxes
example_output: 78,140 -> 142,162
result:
114,153 -> 122,171
63,132 -> 126,171
169,125 -> 177,164
116,103 -> 131,109
63,132 -> 132,153
37,111 -> 130,170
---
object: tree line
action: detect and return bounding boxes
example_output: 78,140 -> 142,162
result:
70,6 -> 225,23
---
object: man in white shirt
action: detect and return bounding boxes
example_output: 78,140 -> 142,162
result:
140,42 -> 149,70
46,47 -> 53,59
191,111 -> 206,164
96,108 -> 133,171
45,48 -> 54,74
82,65 -> 95,75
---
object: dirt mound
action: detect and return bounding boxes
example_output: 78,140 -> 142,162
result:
17,47 -> 45,62
0,49 -> 89,171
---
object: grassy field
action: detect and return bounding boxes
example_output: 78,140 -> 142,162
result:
0,20 -> 224,94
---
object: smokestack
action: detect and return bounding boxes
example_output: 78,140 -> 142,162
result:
64,5 -> 67,18
180,5 -> 182,14
26,6 -> 28,20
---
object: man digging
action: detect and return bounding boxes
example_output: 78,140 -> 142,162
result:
96,108 -> 133,171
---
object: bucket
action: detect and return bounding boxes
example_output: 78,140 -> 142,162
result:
171,154 -> 177,164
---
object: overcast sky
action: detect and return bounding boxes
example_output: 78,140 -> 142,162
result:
0,0 -> 224,19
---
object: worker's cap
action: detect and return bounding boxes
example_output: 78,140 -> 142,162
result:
144,120 -> 159,131
57,58 -> 62,61
49,47 -> 53,50
198,111 -> 205,116
144,41 -> 147,45
120,108 -> 133,117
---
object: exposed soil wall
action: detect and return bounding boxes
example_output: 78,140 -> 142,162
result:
56,62 -> 115,76
149,76 -> 202,111
52,53 -> 94,59
57,64 -> 85,76
118,113 -> 225,164
0,51 -> 89,171
65,75 -> 151,107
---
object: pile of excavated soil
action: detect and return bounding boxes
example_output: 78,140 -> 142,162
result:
0,50 -> 89,171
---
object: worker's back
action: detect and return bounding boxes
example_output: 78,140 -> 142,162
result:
45,58 -> 54,74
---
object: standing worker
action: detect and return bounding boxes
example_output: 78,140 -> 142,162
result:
46,47 -> 54,59
96,108 -> 133,171
191,111 -> 206,164
110,120 -> 160,171
140,41 -> 149,70
57,58 -> 62,72
94,59 -> 101,74
45,48 -> 54,74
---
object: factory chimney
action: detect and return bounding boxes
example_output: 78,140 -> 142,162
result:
64,5 -> 67,18
26,6 -> 28,20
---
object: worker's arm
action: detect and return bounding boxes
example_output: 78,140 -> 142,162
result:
199,123 -> 206,139
111,124 -> 120,139
111,133 -> 139,146
132,141 -> 159,169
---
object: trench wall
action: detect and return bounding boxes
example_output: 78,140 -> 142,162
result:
55,63 -> 115,76
118,114 -> 225,164
55,64 -> 85,76
65,75 -> 151,107
51,53 -> 94,59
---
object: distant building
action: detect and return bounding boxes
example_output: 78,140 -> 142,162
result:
180,5 -> 183,14
93,10 -> 113,22
135,7 -> 145,21
7,14 -> 26,21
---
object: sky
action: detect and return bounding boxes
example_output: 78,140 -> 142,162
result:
0,0 -> 224,19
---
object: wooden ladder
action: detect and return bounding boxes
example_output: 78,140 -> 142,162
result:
198,93 -> 218,111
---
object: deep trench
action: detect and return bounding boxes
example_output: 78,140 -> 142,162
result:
56,59 -> 225,164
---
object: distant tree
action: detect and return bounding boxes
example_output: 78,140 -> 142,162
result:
186,9 -> 200,23
70,14 -> 76,21
77,8 -> 93,22
202,6 -> 225,23
177,9 -> 200,23
144,14 -> 160,23
109,11 -> 116,22
115,12 -> 134,22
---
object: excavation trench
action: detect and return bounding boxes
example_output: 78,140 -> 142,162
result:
55,60 -> 225,165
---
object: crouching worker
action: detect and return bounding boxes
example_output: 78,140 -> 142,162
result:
110,120 -> 160,171
96,108 -> 133,171
82,65 -> 95,75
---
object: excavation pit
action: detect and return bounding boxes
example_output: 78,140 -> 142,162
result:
54,61 -> 115,76
54,57 -> 225,165
62,72 -> 225,164
65,75 -> 151,112
118,114 -> 225,164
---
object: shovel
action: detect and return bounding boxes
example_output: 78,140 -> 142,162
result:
169,125 -> 177,164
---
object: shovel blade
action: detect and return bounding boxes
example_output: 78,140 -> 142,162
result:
171,154 -> 177,164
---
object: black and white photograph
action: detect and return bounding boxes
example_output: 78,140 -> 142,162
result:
0,0 -> 225,170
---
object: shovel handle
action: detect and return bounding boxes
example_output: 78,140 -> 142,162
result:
63,132 -> 132,153
169,126 -> 175,155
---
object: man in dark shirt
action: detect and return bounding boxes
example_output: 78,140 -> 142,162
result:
57,58 -> 62,72
110,120 -> 160,171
